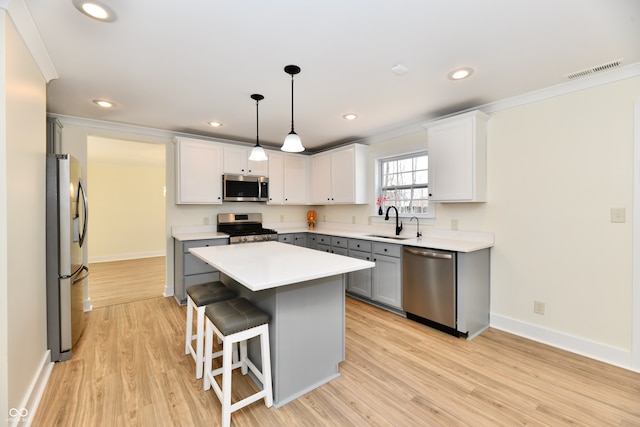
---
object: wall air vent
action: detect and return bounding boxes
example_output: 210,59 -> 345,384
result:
566,59 -> 624,80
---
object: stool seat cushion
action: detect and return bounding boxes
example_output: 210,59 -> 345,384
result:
187,282 -> 237,306
205,297 -> 269,336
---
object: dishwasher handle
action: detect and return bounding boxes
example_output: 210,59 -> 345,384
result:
404,247 -> 453,259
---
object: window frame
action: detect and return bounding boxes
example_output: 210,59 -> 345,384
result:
373,150 -> 435,220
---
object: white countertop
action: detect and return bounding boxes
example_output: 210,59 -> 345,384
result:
189,241 -> 375,292
173,223 -> 494,252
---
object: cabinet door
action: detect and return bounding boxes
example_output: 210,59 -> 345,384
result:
223,146 -> 269,176
176,139 -> 222,204
283,154 -> 308,204
372,254 -> 402,309
267,152 -> 284,204
223,146 -> 248,174
293,233 -> 307,247
347,249 -> 373,298
248,156 -> 269,176
427,111 -> 487,202
330,147 -> 356,203
310,152 -> 331,203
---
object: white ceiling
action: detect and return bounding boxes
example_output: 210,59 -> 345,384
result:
26,0 -> 640,152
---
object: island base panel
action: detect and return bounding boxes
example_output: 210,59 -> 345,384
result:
221,273 -> 346,407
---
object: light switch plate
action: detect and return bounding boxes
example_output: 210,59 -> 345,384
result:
611,208 -> 626,223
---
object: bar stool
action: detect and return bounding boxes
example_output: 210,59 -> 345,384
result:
185,281 -> 237,379
204,297 -> 273,427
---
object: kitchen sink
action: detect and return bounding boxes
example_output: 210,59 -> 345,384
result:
365,234 -> 411,241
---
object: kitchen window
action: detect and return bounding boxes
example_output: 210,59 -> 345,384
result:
377,152 -> 431,217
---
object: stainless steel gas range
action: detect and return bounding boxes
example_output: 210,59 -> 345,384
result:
217,213 -> 277,244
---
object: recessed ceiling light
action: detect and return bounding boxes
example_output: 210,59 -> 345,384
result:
343,113 -> 358,121
391,64 -> 408,76
208,121 -> 222,127
92,99 -> 115,108
448,67 -> 474,80
72,0 -> 116,22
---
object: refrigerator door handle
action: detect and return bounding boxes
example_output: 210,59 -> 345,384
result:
77,179 -> 89,248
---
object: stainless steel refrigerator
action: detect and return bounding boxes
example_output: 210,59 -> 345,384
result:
46,153 -> 89,361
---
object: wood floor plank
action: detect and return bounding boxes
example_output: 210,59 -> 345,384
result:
32,260 -> 640,426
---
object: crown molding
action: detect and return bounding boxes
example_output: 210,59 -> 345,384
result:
4,0 -> 58,82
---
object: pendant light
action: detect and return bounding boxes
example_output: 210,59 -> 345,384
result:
281,65 -> 305,152
248,94 -> 268,161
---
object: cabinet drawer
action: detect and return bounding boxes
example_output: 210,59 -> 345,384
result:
348,239 -> 371,252
373,242 -> 402,258
348,248 -> 372,261
331,247 -> 348,256
184,253 -> 216,275
316,234 -> 331,245
183,238 -> 228,252
331,236 -> 348,248
278,234 -> 293,244
317,243 -> 331,253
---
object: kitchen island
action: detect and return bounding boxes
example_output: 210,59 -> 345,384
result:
189,241 -> 374,407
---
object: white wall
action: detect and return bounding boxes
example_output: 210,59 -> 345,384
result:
322,75 -> 640,365
1,9 -> 48,423
87,138 -> 166,262
57,122 -> 311,299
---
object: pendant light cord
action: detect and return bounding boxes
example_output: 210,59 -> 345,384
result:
290,74 -> 295,133
256,98 -> 260,145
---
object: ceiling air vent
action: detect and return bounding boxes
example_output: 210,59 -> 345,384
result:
566,59 -> 624,80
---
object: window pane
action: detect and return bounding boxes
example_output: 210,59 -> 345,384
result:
379,152 -> 429,215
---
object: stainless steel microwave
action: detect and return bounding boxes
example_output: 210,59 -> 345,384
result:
222,174 -> 269,202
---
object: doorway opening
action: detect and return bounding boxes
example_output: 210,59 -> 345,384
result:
87,136 -> 166,308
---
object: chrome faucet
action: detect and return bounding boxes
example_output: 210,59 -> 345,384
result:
410,216 -> 422,238
385,206 -> 403,236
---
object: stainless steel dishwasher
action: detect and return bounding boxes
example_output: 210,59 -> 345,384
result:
402,246 -> 458,336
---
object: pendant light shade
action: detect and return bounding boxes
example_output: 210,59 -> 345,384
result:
281,65 -> 304,153
249,94 -> 268,161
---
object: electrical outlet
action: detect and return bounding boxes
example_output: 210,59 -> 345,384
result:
451,219 -> 458,230
534,301 -> 545,315
352,216 -> 356,224
280,215 -> 284,222
203,217 -> 209,225
611,208 -> 626,223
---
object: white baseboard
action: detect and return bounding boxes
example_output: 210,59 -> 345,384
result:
491,314 -> 637,373
88,251 -> 166,263
9,350 -> 53,427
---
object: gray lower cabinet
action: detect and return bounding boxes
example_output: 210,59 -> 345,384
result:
371,242 -> 402,310
173,238 -> 228,305
347,239 -> 373,298
278,233 -> 308,247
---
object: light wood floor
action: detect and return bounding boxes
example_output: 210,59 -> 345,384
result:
89,257 -> 166,308
33,277 -> 640,425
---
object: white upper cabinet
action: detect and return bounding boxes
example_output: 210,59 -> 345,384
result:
426,110 -> 489,202
310,144 -> 369,204
283,154 -> 309,204
175,137 -> 223,204
223,146 -> 268,176
310,152 -> 332,203
267,151 -> 284,204
267,151 -> 308,205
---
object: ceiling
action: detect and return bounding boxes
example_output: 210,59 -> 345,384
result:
26,0 -> 640,152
